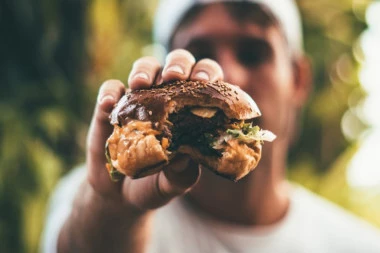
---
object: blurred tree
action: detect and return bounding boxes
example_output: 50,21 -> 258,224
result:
289,0 -> 380,228
290,0 -> 368,173
87,0 -> 157,85
0,0 -> 89,252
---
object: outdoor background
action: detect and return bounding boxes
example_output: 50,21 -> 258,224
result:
1,0 -> 379,252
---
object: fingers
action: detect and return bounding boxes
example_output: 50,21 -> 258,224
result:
86,80 -> 126,194
128,56 -> 161,90
128,50 -> 224,91
85,50 -> 223,209
191,58 -> 224,82
124,155 -> 200,210
162,49 -> 196,82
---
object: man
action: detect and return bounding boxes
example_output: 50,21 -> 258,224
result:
41,0 -> 380,252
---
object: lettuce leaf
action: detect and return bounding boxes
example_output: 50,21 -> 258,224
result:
212,123 -> 276,149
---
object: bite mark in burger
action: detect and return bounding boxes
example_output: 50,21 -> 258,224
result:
105,80 -> 276,182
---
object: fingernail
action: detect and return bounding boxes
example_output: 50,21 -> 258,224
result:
166,65 -> 184,75
194,71 -> 209,81
98,95 -> 115,105
133,72 -> 149,81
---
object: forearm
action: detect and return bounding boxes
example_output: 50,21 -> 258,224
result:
57,181 -> 153,253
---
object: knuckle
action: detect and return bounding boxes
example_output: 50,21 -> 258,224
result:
198,58 -> 217,65
132,56 -> 160,69
100,79 -> 124,92
155,173 -> 170,201
166,49 -> 195,64
155,172 -> 182,203
97,80 -> 125,105
197,58 -> 222,71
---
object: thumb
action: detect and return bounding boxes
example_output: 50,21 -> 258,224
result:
124,155 -> 200,210
86,80 -> 125,194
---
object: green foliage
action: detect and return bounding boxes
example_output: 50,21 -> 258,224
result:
289,0 -> 380,229
291,0 -> 368,172
0,0 -> 89,252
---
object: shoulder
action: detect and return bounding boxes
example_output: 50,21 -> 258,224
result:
40,166 -> 86,253
290,185 -> 380,252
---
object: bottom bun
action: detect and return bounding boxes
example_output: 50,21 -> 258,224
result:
106,122 -> 262,181
106,122 -> 169,179
178,139 -> 262,181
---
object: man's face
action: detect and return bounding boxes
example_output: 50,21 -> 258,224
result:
171,4 -> 299,143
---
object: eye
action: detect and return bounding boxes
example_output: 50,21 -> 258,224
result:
237,39 -> 272,67
237,47 -> 264,66
190,48 -> 215,62
186,40 -> 215,62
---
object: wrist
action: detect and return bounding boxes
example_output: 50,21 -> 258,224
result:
58,180 -> 153,253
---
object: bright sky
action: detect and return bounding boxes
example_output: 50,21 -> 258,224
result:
347,1 -> 380,188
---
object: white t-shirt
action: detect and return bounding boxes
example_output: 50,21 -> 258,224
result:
40,167 -> 380,253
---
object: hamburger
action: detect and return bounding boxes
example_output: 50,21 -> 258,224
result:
105,80 -> 276,182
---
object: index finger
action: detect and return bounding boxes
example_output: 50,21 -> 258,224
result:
86,80 -> 126,195
128,56 -> 161,90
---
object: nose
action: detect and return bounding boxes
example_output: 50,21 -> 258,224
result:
218,48 -> 250,88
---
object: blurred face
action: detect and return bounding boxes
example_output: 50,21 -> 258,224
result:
171,4 -> 299,144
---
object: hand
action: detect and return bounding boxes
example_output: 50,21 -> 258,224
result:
58,49 -> 224,252
87,49 -> 224,211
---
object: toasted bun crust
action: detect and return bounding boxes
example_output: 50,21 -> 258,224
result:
106,80 -> 263,180
110,80 -> 261,126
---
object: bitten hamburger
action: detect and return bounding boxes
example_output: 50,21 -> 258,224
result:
105,80 -> 276,182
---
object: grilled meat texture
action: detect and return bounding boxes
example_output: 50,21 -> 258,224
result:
168,107 -> 227,157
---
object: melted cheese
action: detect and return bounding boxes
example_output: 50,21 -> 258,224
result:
190,107 -> 218,118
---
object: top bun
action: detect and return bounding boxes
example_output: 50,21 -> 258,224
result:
110,80 -> 261,126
